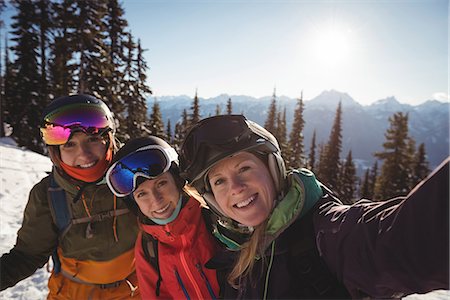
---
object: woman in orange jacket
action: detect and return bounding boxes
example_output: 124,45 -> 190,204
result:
0,94 -> 140,299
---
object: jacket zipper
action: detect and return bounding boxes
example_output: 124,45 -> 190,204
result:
180,235 -> 203,299
175,269 -> 190,300
196,263 -> 217,299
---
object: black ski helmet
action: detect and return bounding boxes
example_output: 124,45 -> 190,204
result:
111,136 -> 185,222
179,114 -> 286,217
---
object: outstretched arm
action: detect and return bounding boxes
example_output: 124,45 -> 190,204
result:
314,157 -> 449,298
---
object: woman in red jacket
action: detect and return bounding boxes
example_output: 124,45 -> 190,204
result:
106,136 -> 220,299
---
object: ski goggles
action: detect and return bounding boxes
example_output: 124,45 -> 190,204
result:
106,145 -> 179,197
40,104 -> 113,145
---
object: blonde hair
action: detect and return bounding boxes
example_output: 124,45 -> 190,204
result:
185,177 -> 270,288
228,219 -> 268,288
183,184 -> 208,208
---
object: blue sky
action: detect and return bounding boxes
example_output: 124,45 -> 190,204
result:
122,0 -> 448,105
1,0 -> 448,105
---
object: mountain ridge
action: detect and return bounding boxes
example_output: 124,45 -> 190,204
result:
149,90 -> 449,172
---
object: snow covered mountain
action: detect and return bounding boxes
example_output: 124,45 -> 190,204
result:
152,90 -> 449,171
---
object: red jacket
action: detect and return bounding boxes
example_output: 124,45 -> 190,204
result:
135,196 -> 220,299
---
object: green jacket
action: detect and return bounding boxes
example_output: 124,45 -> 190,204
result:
0,168 -> 139,290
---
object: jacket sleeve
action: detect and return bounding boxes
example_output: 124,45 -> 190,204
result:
1,178 -> 59,291
313,157 -> 449,298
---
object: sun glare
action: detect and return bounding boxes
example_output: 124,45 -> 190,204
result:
310,24 -> 355,69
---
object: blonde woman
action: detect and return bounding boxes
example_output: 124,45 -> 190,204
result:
179,114 -> 449,299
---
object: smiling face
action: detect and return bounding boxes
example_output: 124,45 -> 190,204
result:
59,132 -> 108,168
208,151 -> 276,227
132,172 -> 181,220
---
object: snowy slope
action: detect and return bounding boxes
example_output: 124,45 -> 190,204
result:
0,138 -> 52,299
0,138 -> 448,299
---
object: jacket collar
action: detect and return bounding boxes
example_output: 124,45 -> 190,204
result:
52,166 -> 107,199
264,169 -> 324,249
140,197 -> 203,244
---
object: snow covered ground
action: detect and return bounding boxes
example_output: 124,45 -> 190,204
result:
0,138 -> 448,299
0,138 -> 52,299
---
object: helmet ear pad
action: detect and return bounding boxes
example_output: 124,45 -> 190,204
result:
169,162 -> 186,191
123,196 -> 140,216
267,152 -> 287,195
203,191 -> 227,217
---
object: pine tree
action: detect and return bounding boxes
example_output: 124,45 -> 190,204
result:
316,142 -> 326,179
49,0 -> 78,97
125,88 -> 149,140
368,160 -> 378,199
308,129 -> 317,172
316,101 -> 343,191
360,168 -> 371,199
339,150 -> 356,204
0,32 -> 4,137
189,89 -> 201,127
287,94 -> 305,169
36,0 -> 51,107
133,38 -> 152,126
3,36 -> 16,138
226,97 -> 232,114
374,112 -> 415,199
215,104 -> 221,116
4,0 -> 149,147
276,108 -> 288,163
166,119 -> 172,144
122,35 -> 150,141
264,88 -> 277,135
121,32 -> 136,140
104,0 -> 128,133
361,160 -> 379,200
173,109 -> 189,152
411,143 -> 430,186
9,0 -> 45,153
149,99 -> 165,139
72,0 -> 110,96
173,122 -> 182,153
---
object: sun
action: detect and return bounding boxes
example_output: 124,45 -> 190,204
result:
309,24 -> 356,69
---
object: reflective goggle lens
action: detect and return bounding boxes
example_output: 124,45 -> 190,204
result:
40,104 -> 112,145
107,146 -> 177,197
40,125 -> 108,145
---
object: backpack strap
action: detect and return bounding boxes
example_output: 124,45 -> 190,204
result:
141,232 -> 162,296
48,173 -> 72,234
48,173 -> 72,274
71,208 -> 130,225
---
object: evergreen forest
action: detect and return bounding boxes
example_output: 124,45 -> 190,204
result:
0,0 -> 432,203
